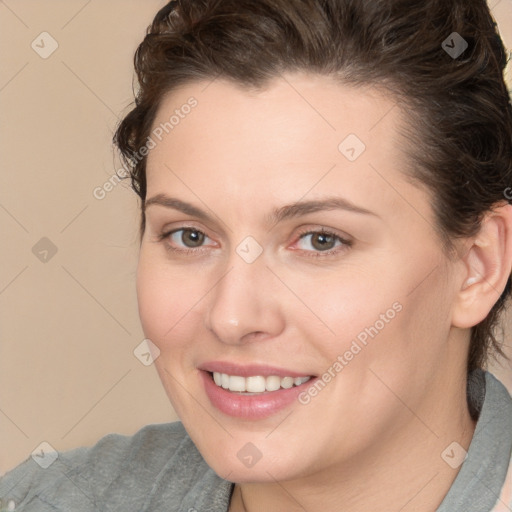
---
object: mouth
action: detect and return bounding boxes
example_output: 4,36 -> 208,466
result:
198,363 -> 318,419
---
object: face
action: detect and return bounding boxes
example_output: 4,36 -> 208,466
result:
137,74 -> 463,483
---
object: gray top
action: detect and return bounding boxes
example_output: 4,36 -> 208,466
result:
1,370 -> 511,511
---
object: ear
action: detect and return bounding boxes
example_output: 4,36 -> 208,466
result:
452,202 -> 512,329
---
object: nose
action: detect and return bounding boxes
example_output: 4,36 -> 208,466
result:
204,253 -> 286,345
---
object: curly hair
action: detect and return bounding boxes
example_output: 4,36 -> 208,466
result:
114,0 -> 512,373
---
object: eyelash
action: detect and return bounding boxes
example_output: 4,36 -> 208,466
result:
157,226 -> 353,258
294,228 -> 353,257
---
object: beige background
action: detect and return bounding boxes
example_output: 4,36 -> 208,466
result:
1,0 -> 511,474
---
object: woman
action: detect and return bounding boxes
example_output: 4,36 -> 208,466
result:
1,0 -> 511,510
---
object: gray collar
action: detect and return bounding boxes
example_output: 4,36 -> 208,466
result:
437,370 -> 512,511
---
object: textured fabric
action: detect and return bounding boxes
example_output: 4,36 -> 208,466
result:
1,371 -> 510,511
438,371 -> 512,511
0,423 -> 232,511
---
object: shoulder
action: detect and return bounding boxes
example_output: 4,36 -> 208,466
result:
488,373 -> 512,512
437,370 -> 512,512
0,421 -> 220,511
492,453 -> 512,512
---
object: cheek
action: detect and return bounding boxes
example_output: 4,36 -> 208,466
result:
136,260 -> 171,342
285,266 -> 403,354
136,253 -> 205,347
303,257 -> 451,374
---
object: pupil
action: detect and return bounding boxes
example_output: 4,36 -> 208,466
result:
313,233 -> 334,251
183,229 -> 204,247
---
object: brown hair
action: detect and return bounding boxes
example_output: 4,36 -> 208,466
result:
114,0 -> 512,372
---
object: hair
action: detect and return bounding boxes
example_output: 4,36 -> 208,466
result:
114,0 -> 512,373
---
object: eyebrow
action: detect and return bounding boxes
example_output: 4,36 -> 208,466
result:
144,193 -> 379,226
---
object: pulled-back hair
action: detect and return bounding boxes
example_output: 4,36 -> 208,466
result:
114,0 -> 512,373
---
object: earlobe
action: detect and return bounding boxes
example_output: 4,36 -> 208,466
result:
452,203 -> 512,329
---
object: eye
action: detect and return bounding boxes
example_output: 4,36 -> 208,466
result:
159,227 -> 215,253
294,229 -> 352,257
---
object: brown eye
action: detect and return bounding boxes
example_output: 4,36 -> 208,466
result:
294,229 -> 352,258
179,228 -> 205,247
163,227 -> 211,251
298,231 -> 340,252
310,232 -> 337,251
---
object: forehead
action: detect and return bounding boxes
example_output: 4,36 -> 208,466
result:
144,73 -> 433,230
149,73 -> 399,162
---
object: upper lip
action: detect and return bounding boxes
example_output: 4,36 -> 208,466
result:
199,361 -> 315,378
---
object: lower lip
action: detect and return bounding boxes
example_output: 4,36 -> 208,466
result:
200,370 -> 317,420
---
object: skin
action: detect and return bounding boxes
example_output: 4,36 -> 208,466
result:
136,73 -> 512,511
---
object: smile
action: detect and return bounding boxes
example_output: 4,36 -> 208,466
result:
199,365 -> 318,419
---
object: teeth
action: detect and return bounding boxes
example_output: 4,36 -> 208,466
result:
211,372 -> 311,393
281,377 -> 294,389
246,376 -> 266,392
266,375 -> 281,391
229,375 -> 247,392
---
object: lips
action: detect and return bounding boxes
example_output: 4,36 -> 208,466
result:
198,361 -> 318,419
